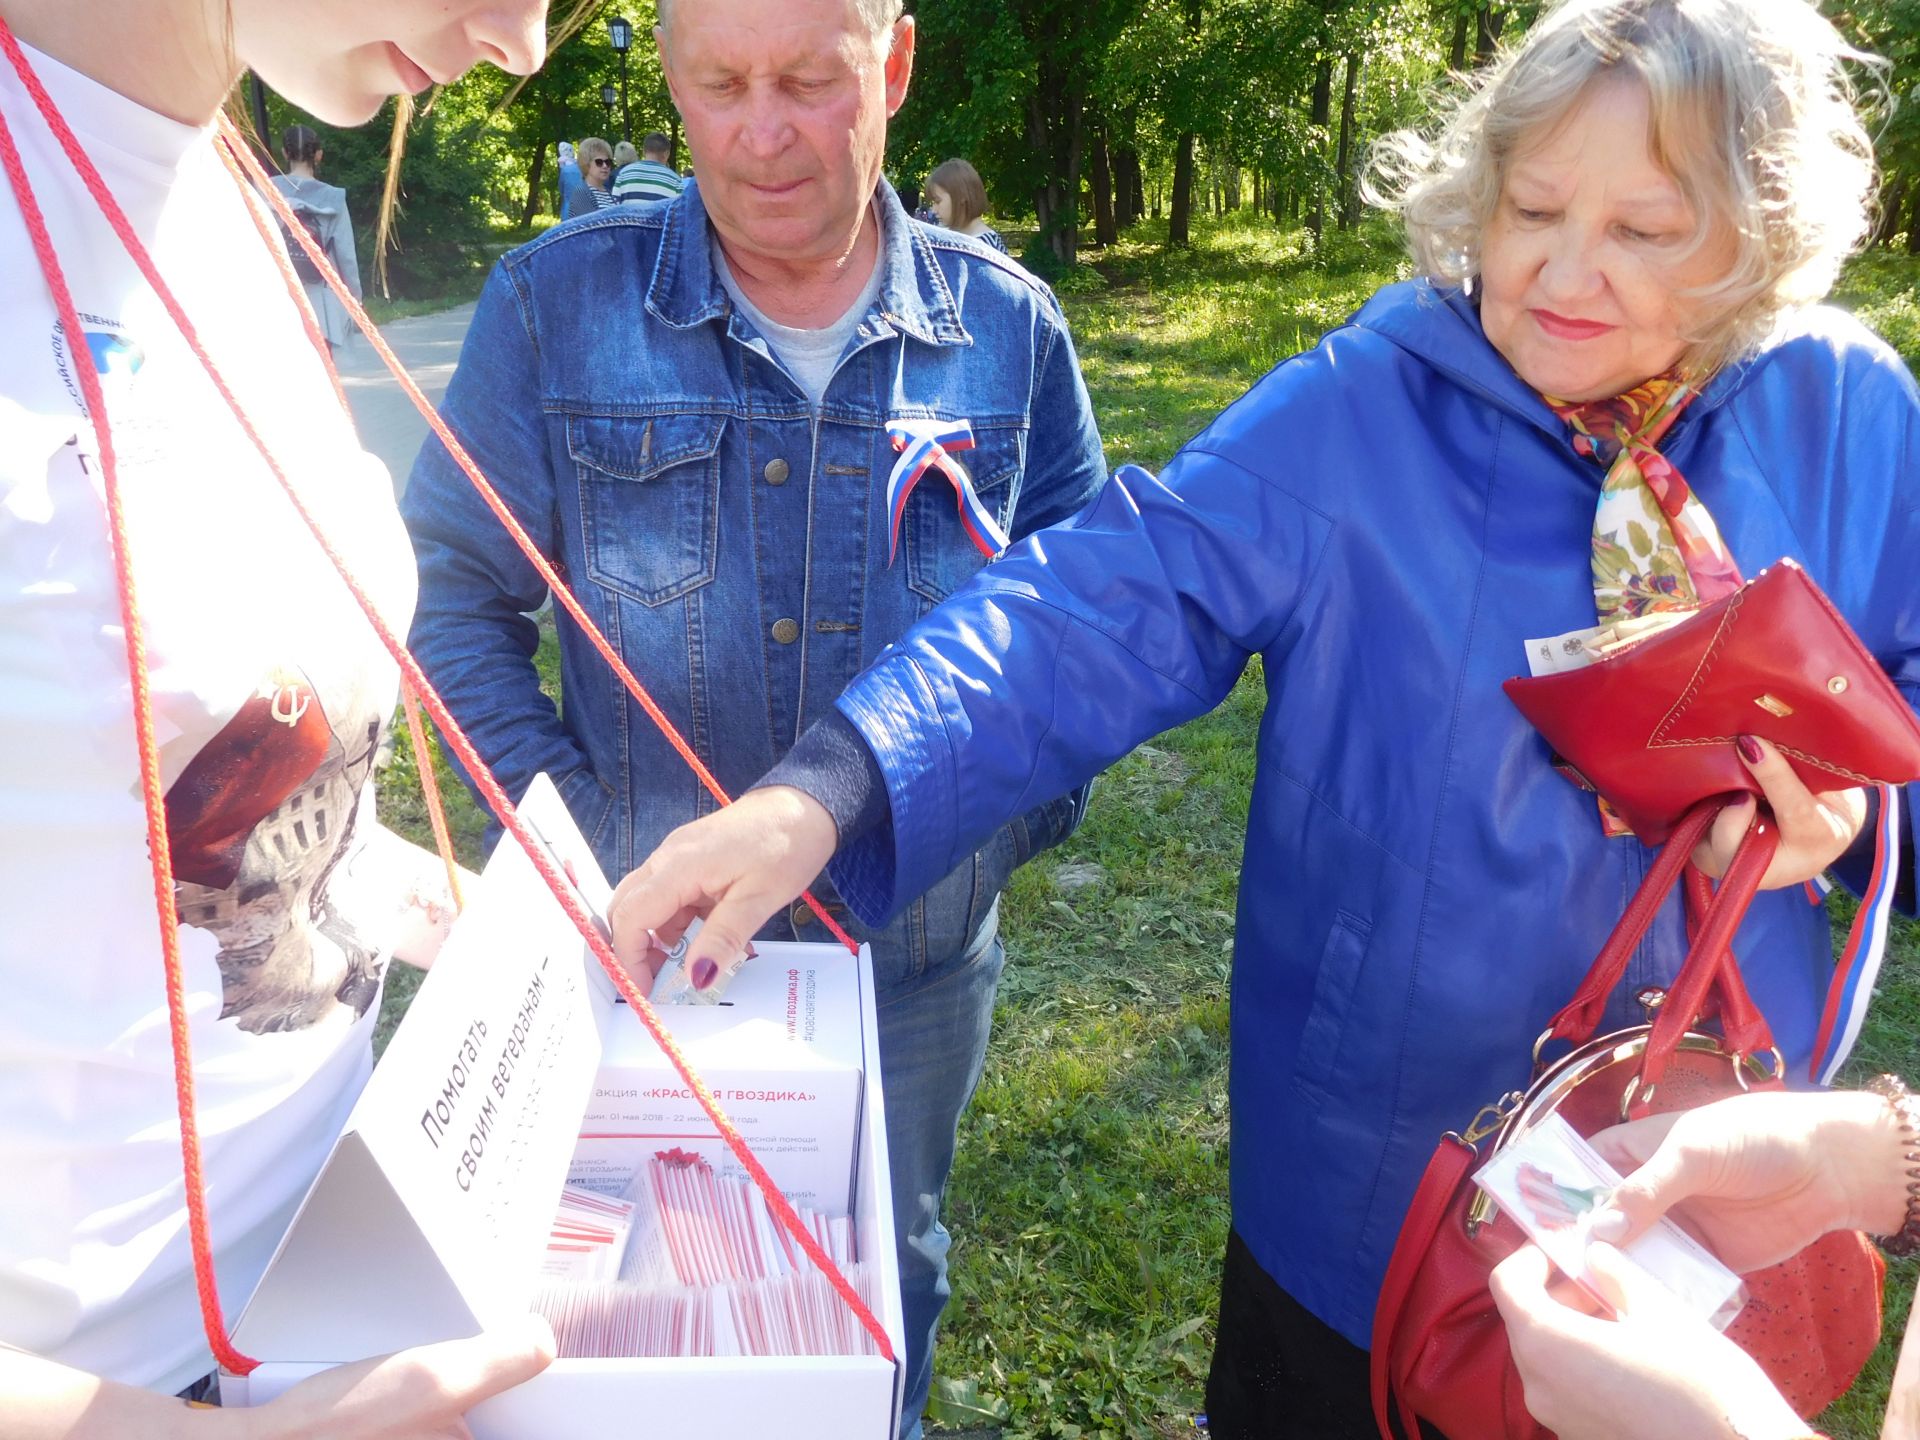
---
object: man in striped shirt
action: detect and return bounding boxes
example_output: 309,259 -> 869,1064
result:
612,132 -> 682,204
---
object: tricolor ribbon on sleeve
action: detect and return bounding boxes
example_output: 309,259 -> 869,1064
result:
884,417 -> 1009,565
1810,783 -> 1903,1085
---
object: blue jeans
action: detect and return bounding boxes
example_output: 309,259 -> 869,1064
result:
877,925 -> 1006,1439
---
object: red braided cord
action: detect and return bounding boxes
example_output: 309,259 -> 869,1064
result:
0,64 -> 253,1376
213,117 -> 863,957
401,680 -> 466,912
1,25 -> 891,1364
198,132 -> 889,1361
197,129 -> 886,1359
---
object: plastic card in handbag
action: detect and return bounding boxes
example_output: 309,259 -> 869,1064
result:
1503,560 -> 1920,845
1370,805 -> 1884,1440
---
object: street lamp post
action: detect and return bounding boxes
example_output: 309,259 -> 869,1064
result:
600,83 -> 617,135
607,17 -> 633,144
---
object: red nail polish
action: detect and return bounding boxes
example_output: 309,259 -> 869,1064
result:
691,957 -> 718,990
1737,735 -> 1763,765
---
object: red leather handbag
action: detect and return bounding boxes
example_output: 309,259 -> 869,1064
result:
1502,560 -> 1920,845
1369,805 -> 1886,1440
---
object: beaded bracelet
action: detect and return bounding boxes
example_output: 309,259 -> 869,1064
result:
1864,1073 -> 1920,1258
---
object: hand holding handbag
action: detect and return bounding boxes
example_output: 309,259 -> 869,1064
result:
1368,803 -> 1886,1440
1501,559 -> 1920,845
1504,558 -> 1920,1086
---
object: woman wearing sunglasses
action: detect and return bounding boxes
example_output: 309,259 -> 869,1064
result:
565,135 -> 619,217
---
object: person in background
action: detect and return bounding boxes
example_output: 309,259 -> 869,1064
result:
610,138 -> 638,176
564,135 -> 616,217
612,129 -> 682,204
556,136 -> 583,216
925,157 -> 1006,254
0,0 -> 556,1432
401,0 -> 1107,1432
1492,1083 -> 1920,1440
268,123 -> 361,357
600,0 -> 1920,1433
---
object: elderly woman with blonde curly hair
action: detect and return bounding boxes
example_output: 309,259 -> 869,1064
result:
603,0 -> 1920,1433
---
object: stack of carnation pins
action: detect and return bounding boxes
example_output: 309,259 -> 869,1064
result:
533,1152 -> 877,1360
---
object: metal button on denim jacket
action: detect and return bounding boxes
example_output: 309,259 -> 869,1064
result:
403,179 -> 1107,994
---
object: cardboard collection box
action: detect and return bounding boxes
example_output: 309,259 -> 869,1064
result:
224,776 -> 905,1439
571,952 -> 866,1213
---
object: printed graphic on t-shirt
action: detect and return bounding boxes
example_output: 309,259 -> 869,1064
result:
166,668 -> 388,1034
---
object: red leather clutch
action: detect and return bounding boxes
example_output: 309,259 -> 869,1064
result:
1503,560 -> 1920,844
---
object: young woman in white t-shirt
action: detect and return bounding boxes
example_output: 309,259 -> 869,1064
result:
0,1 -> 553,1434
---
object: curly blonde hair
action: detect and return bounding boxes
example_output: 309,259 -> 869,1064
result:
1366,0 -> 1884,378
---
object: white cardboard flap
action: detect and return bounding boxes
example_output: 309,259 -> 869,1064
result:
236,776 -> 606,1359
229,1134 -> 480,1360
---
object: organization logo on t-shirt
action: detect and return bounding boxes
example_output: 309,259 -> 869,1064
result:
49,312 -> 144,415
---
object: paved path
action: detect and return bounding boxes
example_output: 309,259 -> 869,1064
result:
338,301 -> 475,499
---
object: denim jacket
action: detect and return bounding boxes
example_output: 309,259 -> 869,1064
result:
403,181 -> 1106,987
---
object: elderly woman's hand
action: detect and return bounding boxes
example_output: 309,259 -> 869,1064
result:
1490,1242 -> 1813,1440
606,786 -> 839,992
1691,734 -> 1868,889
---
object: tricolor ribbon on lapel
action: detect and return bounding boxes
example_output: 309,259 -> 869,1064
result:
884,417 -> 1008,565
1810,783 -> 1902,1085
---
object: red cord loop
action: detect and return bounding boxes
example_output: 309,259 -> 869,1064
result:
0,22 -> 890,1375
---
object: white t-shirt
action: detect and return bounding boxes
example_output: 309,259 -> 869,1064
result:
0,45 -> 415,1392
710,209 -> 887,408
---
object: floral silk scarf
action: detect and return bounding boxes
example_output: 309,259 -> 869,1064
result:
1545,375 -> 1745,833
1545,375 -> 1744,621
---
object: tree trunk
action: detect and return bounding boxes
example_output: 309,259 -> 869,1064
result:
1307,56 -> 1333,243
1876,176 -> 1905,247
520,139 -> 546,227
1026,49 -> 1086,266
1336,49 -> 1362,230
1114,147 -> 1142,229
1168,132 -> 1196,246
1907,182 -> 1920,254
1449,8 -> 1470,70
1475,5 -> 1505,63
1060,94 -> 1085,264
1091,126 -> 1117,247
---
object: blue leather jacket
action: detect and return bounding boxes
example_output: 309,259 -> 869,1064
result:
404,181 -> 1105,978
825,280 -> 1920,1344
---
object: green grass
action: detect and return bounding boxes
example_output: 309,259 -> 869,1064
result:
372,218 -> 1920,1438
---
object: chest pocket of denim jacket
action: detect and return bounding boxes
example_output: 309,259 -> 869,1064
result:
905,425 -> 1023,605
571,412 -> 723,606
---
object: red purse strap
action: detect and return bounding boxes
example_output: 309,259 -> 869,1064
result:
1371,1136 -> 1477,1440
1545,799 -> 1723,1046
1634,819 -> 1781,1113
1682,862 -> 1771,1057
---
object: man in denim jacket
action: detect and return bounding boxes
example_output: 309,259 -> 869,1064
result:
401,0 -> 1105,1428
